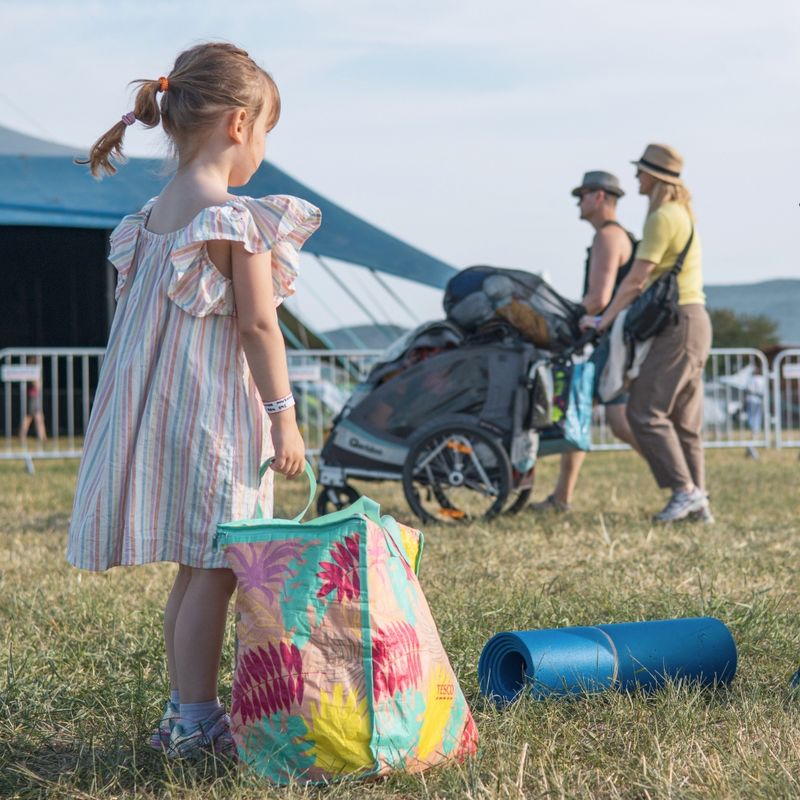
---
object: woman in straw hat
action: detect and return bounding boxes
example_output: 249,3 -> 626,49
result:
582,144 -> 713,523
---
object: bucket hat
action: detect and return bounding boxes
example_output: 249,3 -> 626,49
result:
632,144 -> 684,185
571,170 -> 625,198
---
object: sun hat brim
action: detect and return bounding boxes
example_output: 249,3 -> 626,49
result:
631,159 -> 683,186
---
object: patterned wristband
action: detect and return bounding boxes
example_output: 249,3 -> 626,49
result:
263,393 -> 295,414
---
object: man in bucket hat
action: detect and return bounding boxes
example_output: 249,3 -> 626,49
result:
531,170 -> 640,512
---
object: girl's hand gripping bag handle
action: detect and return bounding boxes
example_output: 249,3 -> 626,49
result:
216,459 -> 477,784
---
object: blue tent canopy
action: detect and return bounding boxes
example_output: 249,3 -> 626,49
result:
0,152 -> 456,289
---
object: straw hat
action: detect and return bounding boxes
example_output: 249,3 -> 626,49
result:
631,143 -> 684,185
571,170 -> 625,198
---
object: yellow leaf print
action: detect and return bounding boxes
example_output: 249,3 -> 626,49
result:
307,683 -> 374,775
398,525 -> 422,573
417,664 -> 455,761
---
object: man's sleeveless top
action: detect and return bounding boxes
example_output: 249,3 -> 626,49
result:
581,220 -> 637,308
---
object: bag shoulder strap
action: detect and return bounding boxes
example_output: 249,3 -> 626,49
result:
669,223 -> 694,277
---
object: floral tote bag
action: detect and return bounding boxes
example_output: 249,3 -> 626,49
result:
214,461 -> 478,784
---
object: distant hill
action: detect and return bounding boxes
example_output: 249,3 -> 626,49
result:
705,279 -> 800,345
323,323 -> 408,349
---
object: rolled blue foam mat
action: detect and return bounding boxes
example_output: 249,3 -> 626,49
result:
790,667 -> 800,689
478,617 -> 737,703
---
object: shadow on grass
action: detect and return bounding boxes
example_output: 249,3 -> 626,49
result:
2,740 -> 240,798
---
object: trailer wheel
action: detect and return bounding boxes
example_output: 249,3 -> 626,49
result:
316,484 -> 361,516
402,421 -> 511,524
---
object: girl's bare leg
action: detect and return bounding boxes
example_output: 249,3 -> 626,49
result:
172,566 -> 237,703
164,564 -> 192,694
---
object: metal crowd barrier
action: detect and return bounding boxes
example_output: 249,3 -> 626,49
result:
1,348 -> 105,472
287,349 -> 381,455
0,345 -> 793,472
591,347 -> 772,451
773,348 -> 800,449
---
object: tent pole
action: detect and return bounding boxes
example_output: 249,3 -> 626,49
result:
369,269 -> 422,324
304,259 -> 367,349
315,256 -> 400,344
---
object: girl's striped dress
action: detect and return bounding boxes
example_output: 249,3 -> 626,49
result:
67,195 -> 321,571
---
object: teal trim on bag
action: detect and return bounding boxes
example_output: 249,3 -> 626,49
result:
311,495 -> 383,529
360,520 -> 381,778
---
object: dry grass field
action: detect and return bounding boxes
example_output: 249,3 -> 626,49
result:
2,448 -> 800,799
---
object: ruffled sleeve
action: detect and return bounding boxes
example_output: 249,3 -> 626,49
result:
108,201 -> 153,300
167,195 -> 321,317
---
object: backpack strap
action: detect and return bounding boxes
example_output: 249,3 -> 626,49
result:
670,226 -> 694,277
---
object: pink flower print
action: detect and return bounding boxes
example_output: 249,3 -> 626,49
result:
226,541 -> 305,606
232,641 -> 304,725
317,534 -> 360,603
372,621 -> 423,702
457,713 -> 479,758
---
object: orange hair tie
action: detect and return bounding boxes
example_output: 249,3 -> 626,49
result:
158,76 -> 169,92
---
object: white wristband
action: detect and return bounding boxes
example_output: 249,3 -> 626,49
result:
263,393 -> 295,414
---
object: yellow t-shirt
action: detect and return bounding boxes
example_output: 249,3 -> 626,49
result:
635,201 -> 705,305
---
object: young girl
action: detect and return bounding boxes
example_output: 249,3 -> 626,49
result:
68,42 -> 321,758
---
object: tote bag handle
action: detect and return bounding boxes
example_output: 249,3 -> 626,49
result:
256,458 -> 317,522
256,459 -> 385,527
256,460 -> 419,572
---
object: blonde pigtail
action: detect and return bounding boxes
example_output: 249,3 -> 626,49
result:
130,78 -> 164,129
77,120 -> 129,178
77,78 -> 165,178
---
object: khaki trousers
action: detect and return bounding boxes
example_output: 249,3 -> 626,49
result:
627,304 -> 712,492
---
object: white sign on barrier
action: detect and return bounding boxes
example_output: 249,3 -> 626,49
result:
1,365 -> 40,382
782,364 -> 800,380
289,365 -> 322,382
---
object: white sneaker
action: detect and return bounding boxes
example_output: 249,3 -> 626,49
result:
653,488 -> 706,523
167,707 -> 237,760
689,496 -> 715,524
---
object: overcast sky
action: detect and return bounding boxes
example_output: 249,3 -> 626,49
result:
3,0 -> 799,331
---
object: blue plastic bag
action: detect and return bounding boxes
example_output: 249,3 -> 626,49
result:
537,360 -> 595,456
